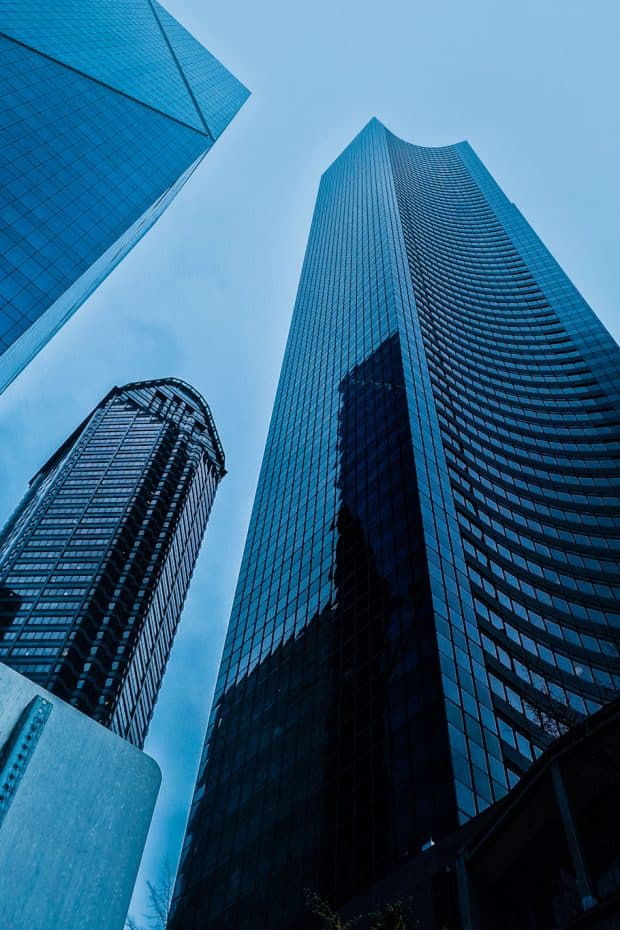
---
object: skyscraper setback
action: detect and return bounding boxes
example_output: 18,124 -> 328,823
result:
169,120 -> 620,929
0,379 -> 225,748
0,0 -> 249,393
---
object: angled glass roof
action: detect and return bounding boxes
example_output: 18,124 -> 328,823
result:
0,0 -> 248,134
152,1 -> 250,139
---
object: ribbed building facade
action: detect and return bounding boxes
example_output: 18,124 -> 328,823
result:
169,120 -> 620,929
0,379 -> 225,748
0,0 -> 248,393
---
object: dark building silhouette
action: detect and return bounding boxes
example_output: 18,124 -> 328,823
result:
0,379 -> 225,748
339,698 -> 620,930
169,120 -> 620,929
0,1 -> 248,393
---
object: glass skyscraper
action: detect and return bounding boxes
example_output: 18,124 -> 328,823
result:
0,378 -> 225,748
169,120 -> 620,929
0,0 -> 249,394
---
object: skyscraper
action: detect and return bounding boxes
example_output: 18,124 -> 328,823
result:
0,1 -> 249,394
169,120 -> 620,930
0,378 -> 225,748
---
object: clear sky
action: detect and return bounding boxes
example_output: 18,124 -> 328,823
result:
0,0 -> 618,922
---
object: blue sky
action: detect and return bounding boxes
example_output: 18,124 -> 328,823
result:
0,0 -> 618,922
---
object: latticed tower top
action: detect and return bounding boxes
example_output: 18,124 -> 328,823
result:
0,377 -> 226,747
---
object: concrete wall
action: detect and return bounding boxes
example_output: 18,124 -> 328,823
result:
0,663 -> 160,930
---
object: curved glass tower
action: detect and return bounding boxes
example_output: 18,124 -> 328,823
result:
170,120 -> 620,929
0,378 -> 225,748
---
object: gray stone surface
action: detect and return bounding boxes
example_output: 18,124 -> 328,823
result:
0,663 -> 161,930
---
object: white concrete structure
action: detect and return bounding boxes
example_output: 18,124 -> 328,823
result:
0,663 -> 161,930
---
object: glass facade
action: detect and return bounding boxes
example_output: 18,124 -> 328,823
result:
0,378 -> 225,748
0,1 -> 249,393
169,120 -> 620,929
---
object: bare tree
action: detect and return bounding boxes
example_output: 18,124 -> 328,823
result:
524,673 -> 620,778
524,670 -> 620,744
145,859 -> 175,929
125,859 -> 175,930
524,674 -> 581,744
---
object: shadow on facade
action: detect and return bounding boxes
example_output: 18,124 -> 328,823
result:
0,586 -> 22,642
171,335 -> 457,929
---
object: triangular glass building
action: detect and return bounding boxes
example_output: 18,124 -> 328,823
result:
0,1 -> 249,392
